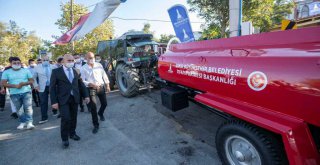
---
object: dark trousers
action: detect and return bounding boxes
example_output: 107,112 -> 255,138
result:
79,94 -> 90,111
0,93 -> 5,108
31,89 -> 40,106
89,87 -> 107,128
60,96 -> 78,141
39,86 -> 50,120
39,86 -> 57,120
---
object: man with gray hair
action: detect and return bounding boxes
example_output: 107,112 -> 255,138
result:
81,52 -> 110,134
50,54 -> 89,148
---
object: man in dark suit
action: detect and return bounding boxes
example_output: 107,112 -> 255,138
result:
50,54 -> 90,148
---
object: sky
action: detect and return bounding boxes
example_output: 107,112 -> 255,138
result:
0,0 -> 204,41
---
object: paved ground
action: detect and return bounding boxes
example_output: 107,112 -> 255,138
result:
0,89 -> 225,165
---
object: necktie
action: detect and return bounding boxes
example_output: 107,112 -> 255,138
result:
67,68 -> 73,83
67,68 -> 74,95
45,66 -> 50,86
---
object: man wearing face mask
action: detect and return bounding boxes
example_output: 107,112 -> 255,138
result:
33,56 -> 57,123
73,54 -> 82,70
1,57 -> 35,130
80,52 -> 110,134
28,59 -> 40,107
3,57 -> 19,119
50,54 -> 89,148
54,56 -> 64,69
37,59 -> 42,65
73,54 -> 89,113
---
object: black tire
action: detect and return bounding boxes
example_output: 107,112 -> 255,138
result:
216,120 -> 288,165
116,63 -> 139,97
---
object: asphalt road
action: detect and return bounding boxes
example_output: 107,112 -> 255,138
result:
0,90 -> 225,165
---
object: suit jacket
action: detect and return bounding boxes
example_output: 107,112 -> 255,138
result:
33,64 -> 55,92
50,67 -> 88,106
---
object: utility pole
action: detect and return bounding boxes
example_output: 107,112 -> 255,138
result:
70,0 -> 74,54
229,0 -> 242,37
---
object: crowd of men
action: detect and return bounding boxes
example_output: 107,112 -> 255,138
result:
0,52 -> 110,148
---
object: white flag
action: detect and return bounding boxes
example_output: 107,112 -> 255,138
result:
71,0 -> 125,41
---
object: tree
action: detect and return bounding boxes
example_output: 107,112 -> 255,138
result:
159,34 -> 176,43
51,2 -> 114,59
0,21 -> 41,65
142,23 -> 152,34
141,23 -> 159,41
187,0 -> 294,39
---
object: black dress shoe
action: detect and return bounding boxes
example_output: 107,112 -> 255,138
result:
70,134 -> 80,141
92,127 -> 99,134
99,115 -> 105,121
62,141 -> 69,148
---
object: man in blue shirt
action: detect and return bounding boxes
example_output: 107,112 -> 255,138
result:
34,56 -> 56,123
1,57 -> 35,130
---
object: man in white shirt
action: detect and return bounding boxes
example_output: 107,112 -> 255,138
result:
80,52 -> 110,134
33,56 -> 57,123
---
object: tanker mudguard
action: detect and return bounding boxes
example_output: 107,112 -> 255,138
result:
158,26 -> 320,165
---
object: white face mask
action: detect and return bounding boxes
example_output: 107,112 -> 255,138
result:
88,59 -> 94,64
12,64 -> 21,70
43,61 -> 50,66
75,59 -> 81,63
65,63 -> 74,68
95,59 -> 101,63
30,64 -> 37,68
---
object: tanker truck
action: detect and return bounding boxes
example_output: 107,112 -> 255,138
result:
158,27 -> 320,165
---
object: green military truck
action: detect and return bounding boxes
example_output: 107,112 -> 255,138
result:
96,31 -> 159,97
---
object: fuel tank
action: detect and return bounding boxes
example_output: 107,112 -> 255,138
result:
158,27 -> 320,127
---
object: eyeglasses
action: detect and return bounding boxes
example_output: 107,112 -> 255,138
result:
43,60 -> 49,61
66,60 -> 75,62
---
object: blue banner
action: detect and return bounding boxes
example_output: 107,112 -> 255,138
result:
309,2 -> 320,16
168,5 -> 195,43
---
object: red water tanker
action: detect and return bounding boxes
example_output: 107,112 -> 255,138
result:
158,27 -> 320,165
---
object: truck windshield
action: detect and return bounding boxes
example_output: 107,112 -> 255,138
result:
127,44 -> 158,57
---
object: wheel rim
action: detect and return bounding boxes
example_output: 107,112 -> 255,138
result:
225,135 -> 261,165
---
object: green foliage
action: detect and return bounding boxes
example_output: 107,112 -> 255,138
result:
158,34 -> 176,43
141,23 -> 159,41
0,21 -> 41,65
51,2 -> 114,60
187,0 -> 294,39
142,23 -> 151,34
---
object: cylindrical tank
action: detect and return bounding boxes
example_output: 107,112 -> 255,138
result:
158,27 -> 320,127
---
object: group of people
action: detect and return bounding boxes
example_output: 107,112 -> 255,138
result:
0,52 -> 110,148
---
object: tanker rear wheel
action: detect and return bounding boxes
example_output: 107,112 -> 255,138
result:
216,120 -> 288,165
116,63 -> 139,97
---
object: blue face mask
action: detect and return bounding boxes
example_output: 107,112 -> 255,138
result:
43,61 -> 49,66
